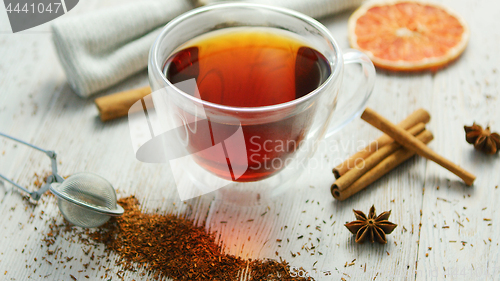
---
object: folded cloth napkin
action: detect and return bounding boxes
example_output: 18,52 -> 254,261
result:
52,0 -> 363,98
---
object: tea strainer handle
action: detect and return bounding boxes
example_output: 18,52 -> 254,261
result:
0,132 -> 64,200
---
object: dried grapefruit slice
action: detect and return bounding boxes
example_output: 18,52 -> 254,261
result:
348,1 -> 469,71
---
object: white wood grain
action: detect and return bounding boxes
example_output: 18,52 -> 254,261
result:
416,1 -> 500,280
1,0 -> 500,280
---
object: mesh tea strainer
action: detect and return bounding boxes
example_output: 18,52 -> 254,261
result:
0,132 -> 123,228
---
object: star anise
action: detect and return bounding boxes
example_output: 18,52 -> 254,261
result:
344,205 -> 397,244
464,123 -> 500,155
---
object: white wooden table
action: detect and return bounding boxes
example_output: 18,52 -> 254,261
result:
1,0 -> 500,280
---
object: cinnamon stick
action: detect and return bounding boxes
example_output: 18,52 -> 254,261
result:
95,86 -> 151,121
332,108 -> 430,178
361,107 -> 476,186
332,122 -> 426,193
332,129 -> 434,201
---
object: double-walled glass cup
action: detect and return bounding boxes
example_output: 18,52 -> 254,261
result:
144,3 -> 375,202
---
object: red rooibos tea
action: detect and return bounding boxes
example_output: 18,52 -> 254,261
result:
164,28 -> 331,181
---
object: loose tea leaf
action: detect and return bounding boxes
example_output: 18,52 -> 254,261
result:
88,196 -> 313,280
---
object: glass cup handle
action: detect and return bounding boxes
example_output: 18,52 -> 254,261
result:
325,49 -> 376,138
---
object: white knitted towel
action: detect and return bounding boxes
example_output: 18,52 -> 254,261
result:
52,0 -> 363,98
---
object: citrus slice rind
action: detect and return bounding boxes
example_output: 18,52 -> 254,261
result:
348,0 -> 470,71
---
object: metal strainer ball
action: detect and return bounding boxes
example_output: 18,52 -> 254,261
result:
0,132 -> 124,228
50,173 -> 124,228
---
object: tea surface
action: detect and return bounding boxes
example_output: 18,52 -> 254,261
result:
165,28 -> 330,107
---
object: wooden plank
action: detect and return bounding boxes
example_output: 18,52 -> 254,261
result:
416,0 -> 500,280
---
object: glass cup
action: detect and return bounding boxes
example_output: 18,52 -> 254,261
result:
141,3 -> 375,202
